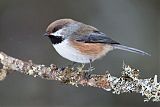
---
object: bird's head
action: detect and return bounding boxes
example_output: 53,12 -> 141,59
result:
44,19 -> 80,44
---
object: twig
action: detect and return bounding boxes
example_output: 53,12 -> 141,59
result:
0,52 -> 159,102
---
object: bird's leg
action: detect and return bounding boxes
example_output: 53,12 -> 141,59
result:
88,59 -> 95,72
84,59 -> 95,72
83,59 -> 95,79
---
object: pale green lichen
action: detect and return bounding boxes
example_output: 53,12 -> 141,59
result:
0,53 -> 4,60
28,69 -> 34,75
0,52 -> 160,102
109,63 -> 160,102
141,75 -> 160,102
0,69 -> 7,80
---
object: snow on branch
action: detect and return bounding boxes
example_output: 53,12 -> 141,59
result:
0,52 -> 160,102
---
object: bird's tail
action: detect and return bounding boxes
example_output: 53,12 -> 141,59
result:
112,44 -> 150,56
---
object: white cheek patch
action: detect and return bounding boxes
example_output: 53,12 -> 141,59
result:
50,29 -> 65,37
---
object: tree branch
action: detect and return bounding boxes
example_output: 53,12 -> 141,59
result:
0,52 -> 159,102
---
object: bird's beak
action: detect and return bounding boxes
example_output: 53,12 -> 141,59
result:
44,33 -> 49,37
44,33 -> 55,37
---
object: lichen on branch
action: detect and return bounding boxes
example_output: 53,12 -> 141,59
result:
0,52 -> 159,102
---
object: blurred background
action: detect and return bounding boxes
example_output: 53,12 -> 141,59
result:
0,0 -> 159,107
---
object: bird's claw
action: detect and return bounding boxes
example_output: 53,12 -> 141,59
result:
85,66 -> 95,72
84,72 -> 91,79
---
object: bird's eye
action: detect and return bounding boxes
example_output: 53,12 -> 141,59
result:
93,30 -> 101,34
52,25 -> 63,33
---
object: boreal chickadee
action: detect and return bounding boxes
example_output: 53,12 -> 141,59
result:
44,19 -> 150,70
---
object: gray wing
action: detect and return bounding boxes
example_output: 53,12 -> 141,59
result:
76,31 -> 120,44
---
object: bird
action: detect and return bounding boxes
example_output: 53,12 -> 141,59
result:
44,19 -> 150,70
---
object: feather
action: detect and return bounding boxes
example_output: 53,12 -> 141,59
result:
113,44 -> 150,56
76,31 -> 120,44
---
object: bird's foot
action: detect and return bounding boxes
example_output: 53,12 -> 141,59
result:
83,66 -> 95,79
84,72 -> 91,80
84,66 -> 95,72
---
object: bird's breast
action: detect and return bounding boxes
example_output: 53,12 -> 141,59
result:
53,39 -> 113,63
